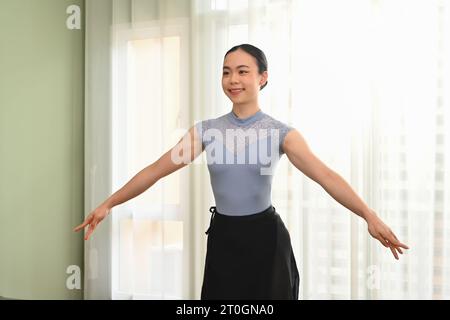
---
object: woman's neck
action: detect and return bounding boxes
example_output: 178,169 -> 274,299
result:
231,104 -> 261,119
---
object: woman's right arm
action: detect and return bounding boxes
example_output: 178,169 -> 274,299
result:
73,125 -> 204,240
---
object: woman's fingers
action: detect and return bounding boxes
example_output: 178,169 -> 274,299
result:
391,238 -> 409,250
385,238 -> 407,259
73,213 -> 103,240
73,216 -> 92,232
389,244 -> 399,260
376,233 -> 408,260
84,221 -> 97,241
384,231 -> 410,250
84,226 -> 93,241
376,235 -> 389,248
368,217 -> 410,259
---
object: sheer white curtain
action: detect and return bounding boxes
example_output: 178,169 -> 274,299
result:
85,0 -> 450,299
285,0 -> 450,299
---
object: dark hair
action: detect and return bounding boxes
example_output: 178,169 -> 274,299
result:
224,44 -> 268,91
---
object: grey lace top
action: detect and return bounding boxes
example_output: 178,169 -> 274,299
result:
195,109 -> 294,215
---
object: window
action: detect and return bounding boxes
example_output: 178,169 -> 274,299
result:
111,19 -> 189,299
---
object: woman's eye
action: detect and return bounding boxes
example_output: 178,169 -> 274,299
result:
222,71 -> 247,75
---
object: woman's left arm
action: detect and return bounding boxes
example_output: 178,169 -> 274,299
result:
282,129 -> 410,260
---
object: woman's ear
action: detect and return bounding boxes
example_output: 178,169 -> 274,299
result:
259,71 -> 268,87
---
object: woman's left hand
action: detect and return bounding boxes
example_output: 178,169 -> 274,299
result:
365,209 -> 410,260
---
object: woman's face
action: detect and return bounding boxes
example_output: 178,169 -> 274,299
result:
222,49 -> 268,104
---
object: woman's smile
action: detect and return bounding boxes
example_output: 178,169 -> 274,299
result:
229,88 -> 245,96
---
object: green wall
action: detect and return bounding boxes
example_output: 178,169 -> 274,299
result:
0,0 -> 85,299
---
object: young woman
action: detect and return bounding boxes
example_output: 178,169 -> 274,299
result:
74,44 -> 409,300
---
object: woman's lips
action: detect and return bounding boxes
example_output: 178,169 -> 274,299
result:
229,88 -> 244,96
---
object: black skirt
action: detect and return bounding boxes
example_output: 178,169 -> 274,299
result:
201,205 -> 300,300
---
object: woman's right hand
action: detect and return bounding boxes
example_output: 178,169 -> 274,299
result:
73,204 -> 112,240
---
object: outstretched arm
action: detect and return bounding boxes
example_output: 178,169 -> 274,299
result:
73,125 -> 203,240
283,129 -> 409,260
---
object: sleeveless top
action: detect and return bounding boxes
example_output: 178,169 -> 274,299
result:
195,109 -> 294,216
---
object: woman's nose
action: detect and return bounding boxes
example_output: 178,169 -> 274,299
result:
230,73 -> 239,84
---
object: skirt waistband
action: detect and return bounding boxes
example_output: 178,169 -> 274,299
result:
205,205 -> 276,235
